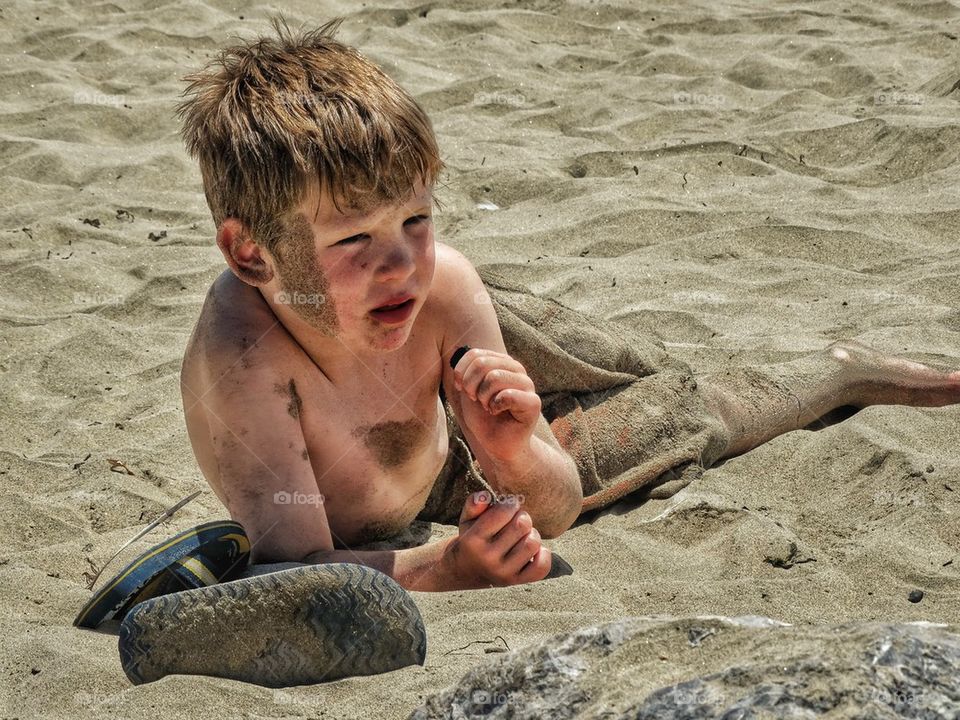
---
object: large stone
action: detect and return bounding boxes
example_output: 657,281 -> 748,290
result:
409,616 -> 960,719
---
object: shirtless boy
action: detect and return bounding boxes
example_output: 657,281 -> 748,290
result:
178,20 -> 960,592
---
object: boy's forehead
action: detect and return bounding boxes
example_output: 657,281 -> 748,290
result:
300,184 -> 433,229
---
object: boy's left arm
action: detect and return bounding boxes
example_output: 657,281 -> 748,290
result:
436,245 -> 582,538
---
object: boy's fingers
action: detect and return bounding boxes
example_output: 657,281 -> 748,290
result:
458,490 -> 494,525
475,370 -> 534,411
466,496 -> 524,539
502,528 -> 541,573
451,347 -> 482,388
455,350 -> 525,397
489,508 -> 532,554
516,546 -> 552,584
463,358 -> 526,397
490,389 -> 541,422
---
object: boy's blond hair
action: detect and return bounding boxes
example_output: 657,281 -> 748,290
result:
177,18 -> 442,256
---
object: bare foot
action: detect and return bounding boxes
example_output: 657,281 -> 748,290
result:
827,340 -> 960,408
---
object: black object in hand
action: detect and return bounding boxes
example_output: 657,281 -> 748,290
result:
450,345 -> 471,370
546,552 -> 574,579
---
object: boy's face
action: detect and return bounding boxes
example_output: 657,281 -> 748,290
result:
271,183 -> 436,354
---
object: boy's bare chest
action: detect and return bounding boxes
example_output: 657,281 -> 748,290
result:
299,371 -> 446,472
297,357 -> 450,545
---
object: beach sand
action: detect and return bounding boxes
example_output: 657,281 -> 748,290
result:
2,0 -> 959,717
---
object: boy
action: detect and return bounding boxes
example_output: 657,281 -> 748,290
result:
178,19 -> 960,592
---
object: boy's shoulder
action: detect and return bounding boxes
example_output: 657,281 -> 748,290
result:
427,242 -> 505,379
183,269 -> 301,378
428,242 -> 489,322
185,242 -> 491,373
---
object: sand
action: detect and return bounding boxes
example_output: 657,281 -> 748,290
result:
2,0 -> 959,717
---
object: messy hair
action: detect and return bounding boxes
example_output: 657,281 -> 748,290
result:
177,17 -> 442,257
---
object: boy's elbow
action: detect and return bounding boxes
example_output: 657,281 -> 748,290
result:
299,547 -> 334,565
539,514 -> 576,540
540,458 -> 582,539
541,499 -> 581,539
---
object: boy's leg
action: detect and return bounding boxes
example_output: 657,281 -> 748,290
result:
698,340 -> 960,460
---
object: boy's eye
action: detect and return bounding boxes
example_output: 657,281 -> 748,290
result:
333,216 -> 430,245
335,233 -> 368,246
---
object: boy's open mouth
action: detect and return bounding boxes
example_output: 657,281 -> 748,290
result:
370,297 -> 416,323
374,299 -> 413,311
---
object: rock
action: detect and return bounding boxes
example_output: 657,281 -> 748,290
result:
908,589 -> 925,603
409,616 -> 960,719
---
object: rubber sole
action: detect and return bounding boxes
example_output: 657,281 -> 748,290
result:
118,563 -> 427,687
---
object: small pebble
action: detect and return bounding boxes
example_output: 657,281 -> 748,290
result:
908,589 -> 924,603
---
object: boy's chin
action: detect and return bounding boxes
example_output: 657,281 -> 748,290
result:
359,306 -> 422,352
365,327 -> 414,353
331,321 -> 411,354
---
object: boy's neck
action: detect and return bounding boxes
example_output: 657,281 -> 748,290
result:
258,286 -> 396,386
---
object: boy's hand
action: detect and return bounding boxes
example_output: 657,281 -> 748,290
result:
441,491 -> 552,588
451,347 -> 541,463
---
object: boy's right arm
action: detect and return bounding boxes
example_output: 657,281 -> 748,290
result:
199,354 -> 550,591
194,350 -> 335,564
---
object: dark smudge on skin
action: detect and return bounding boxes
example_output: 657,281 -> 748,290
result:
274,378 -> 303,419
352,418 -> 426,469
241,483 -> 266,505
350,517 -> 409,546
274,212 -> 339,335
343,495 -> 429,547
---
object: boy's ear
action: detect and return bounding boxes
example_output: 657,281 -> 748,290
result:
216,218 -> 274,287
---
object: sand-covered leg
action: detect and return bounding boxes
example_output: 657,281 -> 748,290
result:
830,340 -> 960,408
118,563 -> 426,687
699,340 -> 960,459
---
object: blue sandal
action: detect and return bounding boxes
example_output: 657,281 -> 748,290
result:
74,520 -> 250,629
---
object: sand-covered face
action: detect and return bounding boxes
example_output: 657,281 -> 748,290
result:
272,185 -> 436,353
273,213 -> 340,335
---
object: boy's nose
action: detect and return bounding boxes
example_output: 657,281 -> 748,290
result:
375,239 -> 416,282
